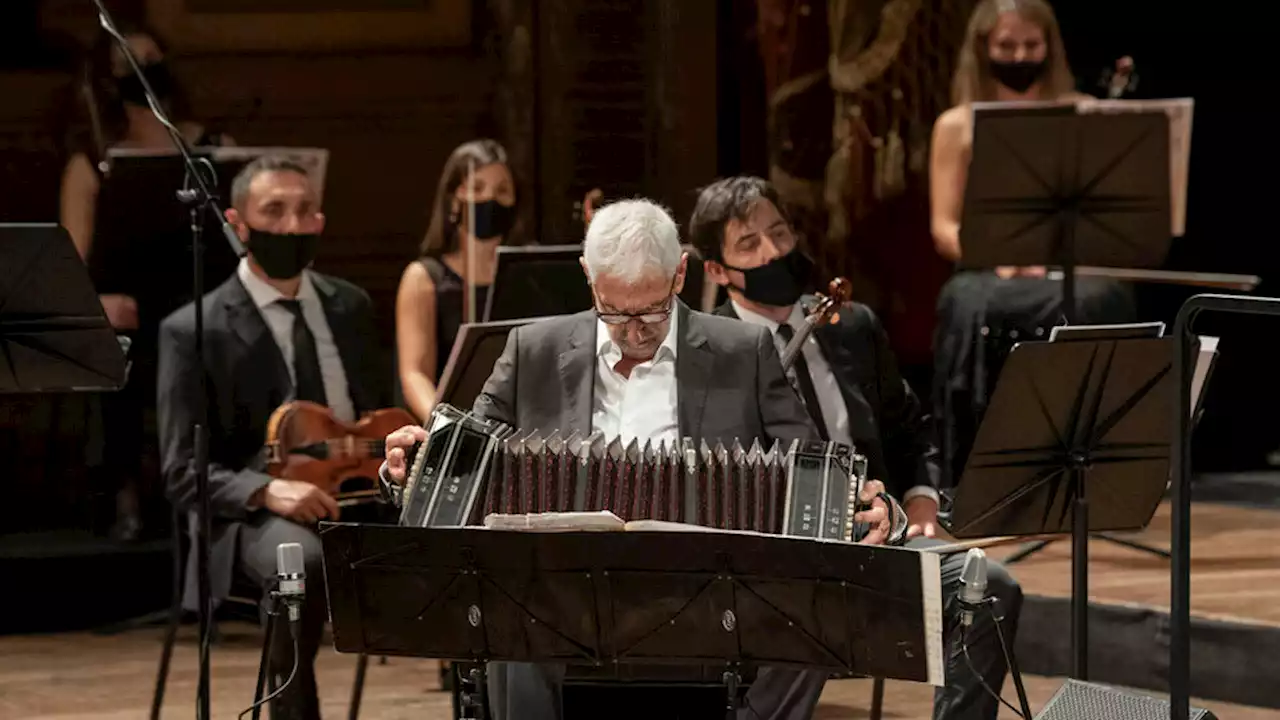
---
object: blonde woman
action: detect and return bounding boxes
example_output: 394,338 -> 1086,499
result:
929,0 -> 1136,487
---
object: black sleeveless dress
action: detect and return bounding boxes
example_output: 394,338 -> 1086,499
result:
419,256 -> 491,382
931,269 -> 1137,488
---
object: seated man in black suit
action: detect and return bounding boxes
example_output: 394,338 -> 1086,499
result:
688,176 -> 1023,720
157,155 -> 391,720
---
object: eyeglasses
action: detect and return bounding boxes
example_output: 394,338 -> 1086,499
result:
592,277 -> 677,326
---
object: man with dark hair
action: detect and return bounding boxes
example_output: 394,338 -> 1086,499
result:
157,155 -> 391,719
689,176 -> 1023,720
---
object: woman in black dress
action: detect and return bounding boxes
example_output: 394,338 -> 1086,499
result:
929,0 -> 1136,486
57,22 -> 234,539
396,139 -> 520,421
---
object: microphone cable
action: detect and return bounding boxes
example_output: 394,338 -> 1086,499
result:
238,596 -> 301,720
959,597 -> 1031,719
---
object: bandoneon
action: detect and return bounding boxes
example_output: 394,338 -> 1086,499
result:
398,404 -> 871,542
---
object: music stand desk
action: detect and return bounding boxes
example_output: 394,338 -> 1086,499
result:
959,102 -> 1176,323
436,317 -> 545,410
320,524 -> 945,688
0,224 -> 127,393
946,335 -> 1176,680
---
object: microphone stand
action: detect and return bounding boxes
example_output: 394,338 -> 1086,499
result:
960,597 -> 1034,720
987,600 -> 1033,720
92,4 -> 245,719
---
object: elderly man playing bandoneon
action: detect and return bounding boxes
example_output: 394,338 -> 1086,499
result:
380,198 -> 913,720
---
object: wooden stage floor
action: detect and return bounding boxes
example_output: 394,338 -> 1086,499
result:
2,499 -> 1276,719
985,499 -> 1280,626
0,623 -> 1270,719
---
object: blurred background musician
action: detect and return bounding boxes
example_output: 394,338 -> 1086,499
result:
56,20 -> 235,541
927,0 -> 1137,486
394,139 -> 521,422
691,175 -> 1023,720
157,156 -> 390,720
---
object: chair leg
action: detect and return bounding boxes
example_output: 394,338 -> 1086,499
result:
349,653 -> 370,720
870,677 -> 885,720
150,504 -> 185,720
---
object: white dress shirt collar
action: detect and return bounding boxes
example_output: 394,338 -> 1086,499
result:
729,298 -> 804,334
237,257 -> 319,309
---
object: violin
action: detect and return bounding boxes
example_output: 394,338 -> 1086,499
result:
265,401 -> 418,506
779,277 -> 852,372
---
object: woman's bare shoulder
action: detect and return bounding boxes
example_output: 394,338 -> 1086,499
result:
399,259 -> 436,292
934,104 -> 972,145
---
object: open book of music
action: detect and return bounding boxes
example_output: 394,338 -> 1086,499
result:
483,510 -> 853,542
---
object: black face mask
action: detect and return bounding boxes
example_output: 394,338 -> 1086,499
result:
988,58 -> 1046,94
246,228 -> 320,280
723,249 -> 814,308
117,61 -> 175,106
467,198 -> 517,240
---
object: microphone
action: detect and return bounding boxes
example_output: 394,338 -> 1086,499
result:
275,542 -> 306,635
958,548 -> 988,627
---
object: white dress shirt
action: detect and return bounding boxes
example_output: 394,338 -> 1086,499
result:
731,299 -> 937,506
590,310 -> 681,448
237,258 -> 356,423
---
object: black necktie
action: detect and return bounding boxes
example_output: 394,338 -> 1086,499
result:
775,323 -> 830,441
278,299 -> 328,406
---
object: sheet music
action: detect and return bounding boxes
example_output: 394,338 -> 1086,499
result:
1192,336 -> 1219,418
919,551 -> 945,688
483,510 -> 624,532
1048,321 -> 1165,342
1075,98 -> 1193,237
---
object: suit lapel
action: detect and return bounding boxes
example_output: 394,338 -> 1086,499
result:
558,313 -> 596,435
815,322 -> 877,436
677,302 -> 712,439
222,276 -> 291,404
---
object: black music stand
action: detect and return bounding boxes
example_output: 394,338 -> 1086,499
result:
437,318 -> 542,410
958,103 -> 1177,566
483,244 -> 706,322
0,224 -> 127,393
319,524 -> 945,720
95,150 -> 243,312
958,102 -> 1173,317
945,335 -> 1176,680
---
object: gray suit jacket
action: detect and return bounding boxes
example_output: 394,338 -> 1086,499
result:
472,301 -> 818,447
157,272 -> 390,609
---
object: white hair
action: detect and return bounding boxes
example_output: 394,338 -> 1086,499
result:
583,199 -> 682,284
